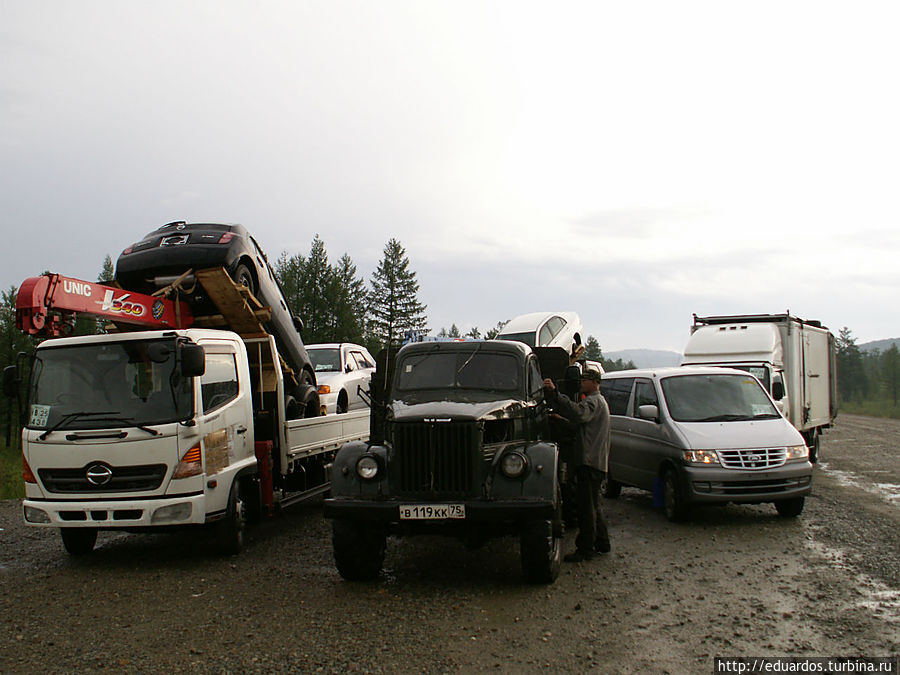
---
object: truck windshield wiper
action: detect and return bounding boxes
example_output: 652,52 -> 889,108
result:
38,411 -> 120,440
80,416 -> 160,436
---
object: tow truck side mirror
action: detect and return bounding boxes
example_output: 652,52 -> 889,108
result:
180,344 -> 206,378
2,365 -> 18,398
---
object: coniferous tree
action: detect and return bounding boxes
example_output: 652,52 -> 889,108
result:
367,238 -> 427,349
329,253 -> 367,344
485,320 -> 508,340
836,327 -> 866,401
584,335 -> 603,361
98,254 -> 115,284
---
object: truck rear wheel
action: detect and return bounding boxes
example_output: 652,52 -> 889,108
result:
297,370 -> 320,418
775,496 -> 805,517
217,479 -> 247,555
332,519 -> 385,581
520,519 -> 561,584
60,528 -> 97,555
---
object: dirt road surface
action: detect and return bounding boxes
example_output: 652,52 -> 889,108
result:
1,414 -> 898,673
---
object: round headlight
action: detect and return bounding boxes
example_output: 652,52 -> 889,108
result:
356,455 -> 380,480
500,451 -> 528,478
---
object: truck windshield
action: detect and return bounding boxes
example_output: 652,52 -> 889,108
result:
660,374 -> 779,423
308,348 -> 341,373
496,332 -> 536,348
27,339 -> 193,431
396,351 -> 521,393
722,364 -> 770,390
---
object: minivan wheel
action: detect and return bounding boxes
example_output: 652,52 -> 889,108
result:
600,473 -> 621,499
662,468 -> 689,522
775,496 -> 805,518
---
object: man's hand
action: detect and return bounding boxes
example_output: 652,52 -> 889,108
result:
543,378 -> 556,391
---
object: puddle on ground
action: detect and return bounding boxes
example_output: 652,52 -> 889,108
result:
817,462 -> 900,505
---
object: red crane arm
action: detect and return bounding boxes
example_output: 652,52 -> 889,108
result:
15,273 -> 194,337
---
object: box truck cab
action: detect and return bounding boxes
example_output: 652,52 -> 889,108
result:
600,367 -> 813,521
682,313 -> 837,461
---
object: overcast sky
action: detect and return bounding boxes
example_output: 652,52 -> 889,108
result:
2,1 -> 899,352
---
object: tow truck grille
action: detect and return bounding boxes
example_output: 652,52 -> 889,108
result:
38,464 -> 167,493
718,447 -> 787,470
392,421 -> 480,496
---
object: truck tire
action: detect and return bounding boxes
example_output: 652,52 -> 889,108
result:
662,468 -> 690,523
217,479 -> 247,555
332,519 -> 385,581
600,473 -> 622,499
60,528 -> 97,555
809,433 -> 820,464
520,519 -> 562,584
775,496 -> 805,517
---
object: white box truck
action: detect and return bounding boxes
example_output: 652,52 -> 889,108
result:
682,313 -> 837,462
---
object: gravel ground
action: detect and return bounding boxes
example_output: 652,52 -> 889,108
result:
1,414 -> 898,674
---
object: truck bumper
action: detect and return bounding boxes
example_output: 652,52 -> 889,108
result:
684,462 -> 813,504
22,493 -> 207,528
323,497 -> 556,523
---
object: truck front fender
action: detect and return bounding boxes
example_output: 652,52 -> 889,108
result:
490,441 -> 559,501
331,441 -> 389,497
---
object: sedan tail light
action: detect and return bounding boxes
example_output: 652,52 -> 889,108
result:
217,232 -> 236,244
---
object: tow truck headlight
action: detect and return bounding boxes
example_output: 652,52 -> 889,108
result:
356,455 -> 380,480
24,506 -> 51,524
683,450 -> 720,465
500,451 -> 528,478
785,444 -> 809,461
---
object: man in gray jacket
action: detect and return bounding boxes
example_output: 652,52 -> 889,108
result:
543,368 -> 611,561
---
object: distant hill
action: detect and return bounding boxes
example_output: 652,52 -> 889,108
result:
604,349 -> 682,368
860,338 -> 900,353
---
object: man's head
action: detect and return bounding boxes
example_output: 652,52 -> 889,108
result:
580,368 -> 601,394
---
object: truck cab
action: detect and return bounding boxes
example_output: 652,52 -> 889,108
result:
324,340 -> 564,584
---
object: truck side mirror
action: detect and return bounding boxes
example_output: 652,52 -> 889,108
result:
2,365 -> 18,398
637,404 -> 659,422
180,344 -> 206,378
771,382 -> 785,401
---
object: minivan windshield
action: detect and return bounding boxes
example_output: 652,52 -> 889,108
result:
660,373 -> 779,423
27,339 -> 193,432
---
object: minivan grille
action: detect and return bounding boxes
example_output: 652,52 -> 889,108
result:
717,448 -> 787,470
38,464 -> 167,493
392,421 -> 481,496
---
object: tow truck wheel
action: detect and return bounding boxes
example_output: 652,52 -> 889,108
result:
297,370 -> 320,418
60,528 -> 97,556
520,519 -> 562,584
217,479 -> 247,555
332,519 -> 385,581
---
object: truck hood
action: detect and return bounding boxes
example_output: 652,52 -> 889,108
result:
674,418 -> 804,450
390,399 -> 531,423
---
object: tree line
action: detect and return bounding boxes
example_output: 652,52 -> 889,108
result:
835,328 -> 900,413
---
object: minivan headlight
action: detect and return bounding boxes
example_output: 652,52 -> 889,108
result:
785,444 -> 809,462
683,450 -> 720,465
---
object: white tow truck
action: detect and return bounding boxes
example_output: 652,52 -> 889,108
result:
3,271 -> 368,555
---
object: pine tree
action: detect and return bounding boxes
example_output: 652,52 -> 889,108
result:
485,321 -> 508,340
584,335 -> 603,361
329,253 -> 367,344
836,327 -> 866,401
367,238 -> 427,349
97,254 -> 115,284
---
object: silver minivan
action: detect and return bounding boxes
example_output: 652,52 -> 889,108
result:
599,366 -> 813,521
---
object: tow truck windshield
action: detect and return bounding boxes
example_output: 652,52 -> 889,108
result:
27,339 -> 193,431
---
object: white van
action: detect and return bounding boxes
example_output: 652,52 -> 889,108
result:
599,366 -> 812,521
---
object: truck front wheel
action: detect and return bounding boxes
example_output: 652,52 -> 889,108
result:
775,496 -> 805,517
520,519 -> 562,584
332,519 -> 385,581
217,479 -> 247,555
60,528 -> 97,555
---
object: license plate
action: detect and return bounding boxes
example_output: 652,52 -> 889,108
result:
398,504 -> 465,520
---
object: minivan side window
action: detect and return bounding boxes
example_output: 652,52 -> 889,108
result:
600,378 -> 635,416
633,380 -> 659,417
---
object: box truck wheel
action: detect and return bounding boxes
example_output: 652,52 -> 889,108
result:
217,479 -> 247,555
297,370 -> 321,419
60,528 -> 97,555
331,519 -> 385,580
775,497 -> 805,517
662,468 -> 690,522
520,519 -> 562,584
